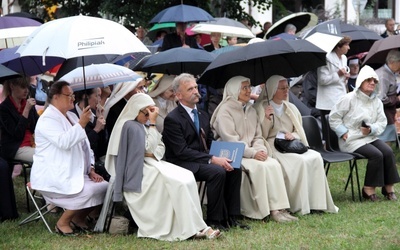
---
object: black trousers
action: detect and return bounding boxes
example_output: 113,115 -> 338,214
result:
0,157 -> 19,221
355,139 -> 400,187
194,164 -> 241,222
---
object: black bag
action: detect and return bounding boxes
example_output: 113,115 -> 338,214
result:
274,138 -> 308,154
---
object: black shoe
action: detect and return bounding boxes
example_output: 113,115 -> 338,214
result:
55,225 -> 79,237
228,217 -> 250,230
206,220 -> 229,231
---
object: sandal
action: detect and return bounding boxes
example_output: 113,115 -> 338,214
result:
203,226 -> 222,239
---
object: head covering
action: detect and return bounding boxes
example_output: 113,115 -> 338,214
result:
348,58 -> 359,65
253,75 -> 286,123
103,78 -> 143,118
247,38 -> 265,44
355,65 -> 380,95
210,76 -> 250,128
106,93 -> 155,166
148,75 -> 175,98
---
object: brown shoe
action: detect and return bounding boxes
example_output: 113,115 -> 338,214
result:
382,187 -> 398,201
281,210 -> 299,221
362,188 -> 378,202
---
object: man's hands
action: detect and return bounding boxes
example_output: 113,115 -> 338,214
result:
211,156 -> 233,171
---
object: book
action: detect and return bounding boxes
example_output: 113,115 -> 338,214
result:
209,141 -> 245,169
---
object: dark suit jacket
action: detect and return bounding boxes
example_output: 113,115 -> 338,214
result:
163,103 -> 214,173
70,107 -> 107,160
106,98 -> 127,136
161,33 -> 200,51
0,97 -> 39,160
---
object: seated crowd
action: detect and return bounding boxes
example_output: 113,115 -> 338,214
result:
0,65 -> 398,240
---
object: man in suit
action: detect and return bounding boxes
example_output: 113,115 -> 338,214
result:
163,73 -> 248,231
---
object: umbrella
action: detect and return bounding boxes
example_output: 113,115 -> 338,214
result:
265,12 -> 318,39
0,16 -> 42,49
0,64 -> 21,81
301,19 -> 341,38
5,12 -> 44,23
305,32 -> 343,52
191,17 -> 255,38
197,39 -> 326,88
147,22 -> 176,41
17,15 -> 150,92
133,47 -> 216,75
149,4 -> 214,24
59,63 -> 142,91
211,45 -> 242,55
363,35 -> 400,67
55,52 -> 151,81
340,23 -> 382,57
0,46 -> 64,76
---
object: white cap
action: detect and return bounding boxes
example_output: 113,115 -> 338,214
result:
348,58 -> 359,65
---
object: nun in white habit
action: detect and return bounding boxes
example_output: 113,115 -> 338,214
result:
210,76 -> 297,222
105,93 -> 220,241
254,75 -> 338,215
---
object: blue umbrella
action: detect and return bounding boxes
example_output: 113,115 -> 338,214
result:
149,4 -> 214,24
133,47 -> 216,75
0,46 -> 64,76
0,64 -> 20,81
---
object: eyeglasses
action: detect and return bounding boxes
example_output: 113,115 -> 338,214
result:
61,93 -> 75,99
365,78 -> 378,84
140,109 -> 149,117
277,86 -> 290,91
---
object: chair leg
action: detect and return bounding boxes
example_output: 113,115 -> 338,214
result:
19,185 -> 53,233
324,163 -> 331,176
106,202 -> 116,233
345,159 -> 362,202
22,164 -> 31,212
354,161 -> 361,201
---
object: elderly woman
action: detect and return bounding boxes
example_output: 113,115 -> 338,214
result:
0,77 -> 38,163
211,76 -> 297,223
148,75 -> 177,133
329,66 -> 400,201
30,81 -> 108,236
254,75 -> 338,215
105,93 -> 220,241
71,88 -> 107,161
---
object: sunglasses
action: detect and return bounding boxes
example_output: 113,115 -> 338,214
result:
140,109 -> 149,117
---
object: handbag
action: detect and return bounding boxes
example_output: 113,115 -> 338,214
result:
274,138 -> 308,154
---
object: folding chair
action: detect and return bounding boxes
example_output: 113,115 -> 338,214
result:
19,183 -> 55,233
324,115 -> 363,201
302,116 -> 359,201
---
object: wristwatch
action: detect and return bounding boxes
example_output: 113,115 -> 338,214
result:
148,123 -> 156,127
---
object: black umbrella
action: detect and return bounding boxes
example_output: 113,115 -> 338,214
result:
265,12 -> 318,39
149,4 -> 214,24
197,39 -> 326,89
340,23 -> 382,57
0,64 -> 20,81
133,47 -> 216,75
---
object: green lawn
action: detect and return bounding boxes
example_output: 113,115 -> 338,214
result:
1,156 -> 400,249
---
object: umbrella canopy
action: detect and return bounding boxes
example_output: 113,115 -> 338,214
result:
191,17 -> 255,38
305,32 -> 343,52
211,45 -> 242,55
265,12 -> 318,39
147,22 -> 176,41
197,39 -> 326,88
301,19 -> 341,38
0,64 -> 21,81
0,16 -> 42,49
363,35 -> 400,67
340,23 -> 382,57
149,4 -> 214,24
133,47 -> 216,75
59,63 -> 142,91
5,12 -> 44,23
55,52 -> 151,81
17,15 -> 150,61
0,46 -> 64,76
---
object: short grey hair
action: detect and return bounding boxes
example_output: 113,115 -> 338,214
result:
284,23 -> 296,33
386,49 -> 400,64
172,73 -> 196,93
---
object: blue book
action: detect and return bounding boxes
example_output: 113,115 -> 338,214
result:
209,141 -> 245,169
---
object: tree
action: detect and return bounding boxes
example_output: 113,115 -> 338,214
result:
19,0 -> 272,29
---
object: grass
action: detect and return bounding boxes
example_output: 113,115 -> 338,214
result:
1,155 -> 400,249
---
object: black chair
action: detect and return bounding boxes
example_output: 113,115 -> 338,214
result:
324,116 -> 363,201
302,116 -> 358,201
8,159 -> 33,211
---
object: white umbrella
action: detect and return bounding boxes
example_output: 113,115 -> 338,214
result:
17,15 -> 150,65
192,17 -> 255,38
59,63 -> 142,91
0,26 -> 39,48
305,32 -> 343,53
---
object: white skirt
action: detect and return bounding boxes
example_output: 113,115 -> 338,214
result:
41,175 -> 108,210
